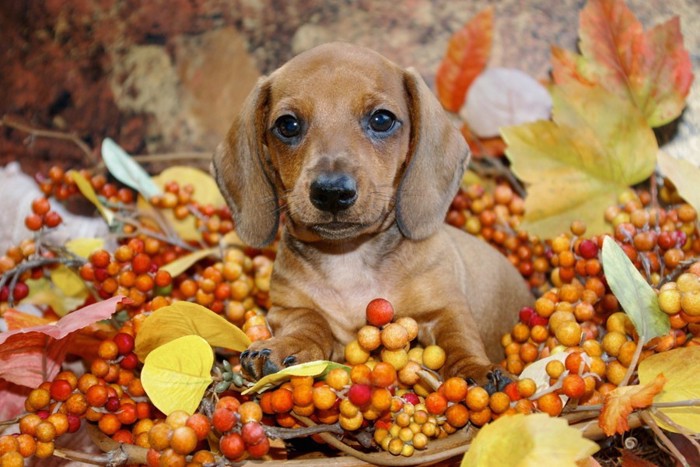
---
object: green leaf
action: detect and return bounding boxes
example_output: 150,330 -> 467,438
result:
69,171 -> 115,225
658,151 -> 700,216
601,236 -> 669,344
135,301 -> 250,361
102,138 -> 161,199
638,346 -> 700,433
461,413 -> 598,466
160,248 -> 218,278
242,361 -> 350,395
141,335 -> 213,415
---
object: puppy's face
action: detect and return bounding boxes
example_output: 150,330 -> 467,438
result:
264,48 -> 411,242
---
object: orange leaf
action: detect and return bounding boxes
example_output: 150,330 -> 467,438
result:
3,309 -> 53,330
598,373 -> 666,436
460,123 -> 506,158
435,7 -> 493,112
577,0 -> 693,126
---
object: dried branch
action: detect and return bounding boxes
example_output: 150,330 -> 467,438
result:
640,410 -> 690,467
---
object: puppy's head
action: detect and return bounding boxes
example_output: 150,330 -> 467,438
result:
213,42 -> 469,247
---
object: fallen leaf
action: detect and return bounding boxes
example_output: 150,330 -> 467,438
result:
638,346 -> 700,432
577,0 -> 693,127
502,83 -> 657,237
69,170 -> 115,225
460,124 -> 507,158
435,7 -> 493,112
601,236 -> 670,344
141,335 -> 213,415
242,360 -> 350,395
0,379 -> 31,420
25,277 -> 87,317
65,237 -> 105,259
3,309 -> 52,330
134,301 -> 250,361
461,413 -> 599,466
657,151 -> 700,216
598,373 -> 666,436
462,67 -> 551,138
102,138 -> 161,199
0,295 -> 123,387
160,247 -> 218,278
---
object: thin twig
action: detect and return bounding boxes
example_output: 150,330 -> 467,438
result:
640,410 -> 690,467
1,115 -> 96,164
264,422 -> 344,440
650,407 -> 700,455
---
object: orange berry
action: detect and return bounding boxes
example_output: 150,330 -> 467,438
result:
380,323 -> 409,350
516,378 -> 537,398
489,392 -> 511,414
370,387 -> 393,412
469,407 -> 492,426
425,392 -> 448,415
238,401 -> 263,423
465,386 -> 490,411
98,413 -> 122,435
325,367 -> 350,390
270,388 -> 294,414
442,377 -> 468,402
170,426 -> 198,455
536,393 -> 563,416
371,362 -> 397,388
445,403 -> 469,428
312,385 -> 337,410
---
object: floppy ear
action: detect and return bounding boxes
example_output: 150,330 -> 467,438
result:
395,68 -> 471,240
212,77 -> 279,247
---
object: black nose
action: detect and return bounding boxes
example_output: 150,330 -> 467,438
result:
310,173 -> 358,213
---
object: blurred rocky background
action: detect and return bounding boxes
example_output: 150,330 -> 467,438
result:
1,0 -> 698,175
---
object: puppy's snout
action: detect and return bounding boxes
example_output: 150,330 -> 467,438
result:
310,173 -> 358,213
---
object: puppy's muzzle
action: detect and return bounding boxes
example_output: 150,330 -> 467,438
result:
309,172 -> 358,213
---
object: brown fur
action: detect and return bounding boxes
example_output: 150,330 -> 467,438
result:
213,43 -> 532,384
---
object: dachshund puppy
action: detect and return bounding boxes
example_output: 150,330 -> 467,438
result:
213,42 -> 532,386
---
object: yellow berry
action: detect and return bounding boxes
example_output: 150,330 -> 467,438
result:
422,345 -> 446,370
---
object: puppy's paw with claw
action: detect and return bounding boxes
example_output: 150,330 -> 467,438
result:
239,337 -> 326,381
481,367 -> 514,395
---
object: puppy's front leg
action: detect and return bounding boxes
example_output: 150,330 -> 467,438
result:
240,307 -> 334,380
422,307 -> 512,392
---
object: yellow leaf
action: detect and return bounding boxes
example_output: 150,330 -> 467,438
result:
638,346 -> 700,432
658,151 -> 700,216
50,265 -> 89,298
65,238 -> 105,259
502,77 -> 657,238
461,413 -> 598,466
134,301 -> 250,361
598,373 -> 666,436
160,248 -> 218,278
68,171 -> 115,225
139,166 -> 226,241
243,360 -> 350,395
24,277 -> 87,317
141,335 -> 213,415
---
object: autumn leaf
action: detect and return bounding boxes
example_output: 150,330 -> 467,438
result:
598,373 -> 666,436
435,7 -> 493,112
69,170 -> 115,225
638,346 -> 700,432
658,151 -> 700,216
141,335 -> 213,415
65,237 -> 105,259
577,0 -> 693,127
502,83 -> 657,237
160,247 -> 218,278
134,301 -> 250,361
0,295 -> 123,387
242,361 -> 350,395
0,380 -> 31,420
601,237 -> 669,344
461,413 -> 599,466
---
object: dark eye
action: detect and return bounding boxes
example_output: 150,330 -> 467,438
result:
274,115 -> 301,140
368,110 -> 397,134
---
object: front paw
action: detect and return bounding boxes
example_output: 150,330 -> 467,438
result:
240,337 -> 326,380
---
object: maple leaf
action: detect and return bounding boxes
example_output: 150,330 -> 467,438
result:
599,373 -> 666,436
574,0 -> 693,127
435,7 -> 493,112
0,295 -> 123,388
502,81 -> 657,237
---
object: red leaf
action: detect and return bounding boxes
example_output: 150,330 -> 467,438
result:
577,0 -> 693,126
435,7 -> 493,112
599,373 -> 666,436
0,295 -> 123,387
0,379 -> 31,420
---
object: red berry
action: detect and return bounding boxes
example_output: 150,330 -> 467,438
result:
43,211 -> 62,228
212,408 -> 236,433
120,352 -> 139,370
131,253 -> 152,274
366,298 -> 394,327
246,436 -> 270,458
25,213 -> 43,231
578,239 -> 599,259
529,314 -> 549,327
31,197 -> 51,215
12,282 -> 29,301
67,414 -> 81,433
113,333 -> 135,355
50,379 -> 73,402
105,397 -> 120,412
401,392 -> 420,406
219,433 -> 245,460
241,421 -> 266,446
347,384 -> 372,408
518,306 -> 534,324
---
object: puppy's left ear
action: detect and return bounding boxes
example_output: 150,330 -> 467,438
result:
396,68 -> 470,240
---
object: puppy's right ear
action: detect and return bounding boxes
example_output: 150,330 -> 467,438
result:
212,77 -> 279,247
